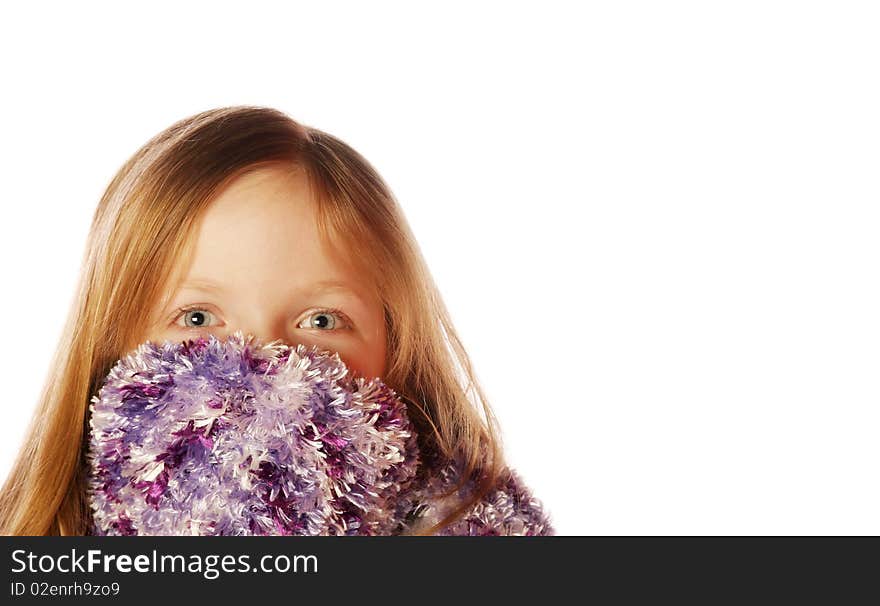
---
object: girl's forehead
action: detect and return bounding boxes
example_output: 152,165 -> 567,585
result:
162,166 -> 374,302
203,166 -> 316,231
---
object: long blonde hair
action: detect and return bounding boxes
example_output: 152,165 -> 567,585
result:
0,106 -> 504,535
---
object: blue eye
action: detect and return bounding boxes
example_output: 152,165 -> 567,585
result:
175,307 -> 217,329
299,308 -> 351,331
171,306 -> 351,332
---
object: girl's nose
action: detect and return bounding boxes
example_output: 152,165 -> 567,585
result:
235,316 -> 292,347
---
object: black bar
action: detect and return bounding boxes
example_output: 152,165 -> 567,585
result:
1,537 -> 877,602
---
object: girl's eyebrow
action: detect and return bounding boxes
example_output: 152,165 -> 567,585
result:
308,280 -> 369,300
179,278 -> 369,303
179,279 -> 225,293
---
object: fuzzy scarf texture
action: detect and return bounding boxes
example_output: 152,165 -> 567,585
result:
86,333 -> 554,536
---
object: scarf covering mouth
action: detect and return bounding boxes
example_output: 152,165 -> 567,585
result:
86,332 -> 555,536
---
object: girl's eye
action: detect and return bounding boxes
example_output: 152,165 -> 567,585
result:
171,306 -> 351,332
298,308 -> 351,331
174,307 -> 218,329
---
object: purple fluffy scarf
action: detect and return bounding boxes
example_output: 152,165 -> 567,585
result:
86,332 -> 554,536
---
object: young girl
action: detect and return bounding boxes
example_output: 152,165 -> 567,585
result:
0,106 -> 552,535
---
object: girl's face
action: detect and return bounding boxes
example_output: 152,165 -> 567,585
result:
142,164 -> 388,381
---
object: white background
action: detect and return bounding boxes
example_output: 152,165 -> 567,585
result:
1,2 -> 878,535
